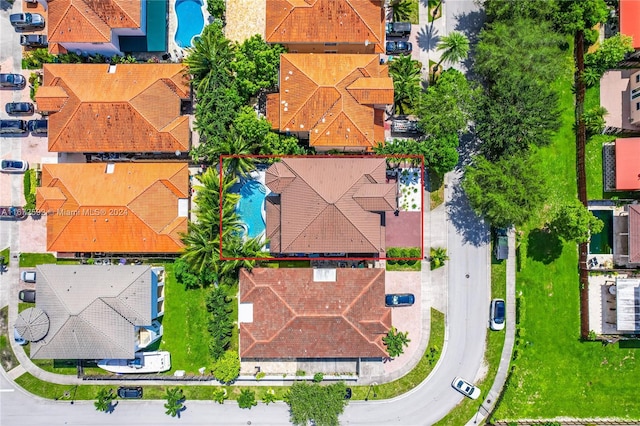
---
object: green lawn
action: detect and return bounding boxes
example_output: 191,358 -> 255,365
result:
19,253 -> 57,267
158,264 -> 211,374
0,247 -> 9,264
493,64 -> 640,420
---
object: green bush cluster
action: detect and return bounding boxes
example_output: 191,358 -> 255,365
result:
206,287 -> 234,361
387,247 -> 421,267
237,389 -> 257,409
211,350 -> 240,383
23,170 -> 36,210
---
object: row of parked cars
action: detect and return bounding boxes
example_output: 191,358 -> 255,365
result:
385,22 -> 413,55
0,119 -> 47,135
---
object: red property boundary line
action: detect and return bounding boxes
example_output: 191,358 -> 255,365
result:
219,154 -> 424,262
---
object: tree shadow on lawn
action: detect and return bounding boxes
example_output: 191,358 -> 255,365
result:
526,228 -> 563,265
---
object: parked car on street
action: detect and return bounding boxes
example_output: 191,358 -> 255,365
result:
494,228 -> 508,260
386,22 -> 412,37
0,160 -> 28,173
385,293 -> 415,307
6,102 -> 34,116
0,73 -> 26,89
451,376 -> 481,399
19,289 -> 36,303
0,120 -> 28,135
21,271 -> 36,283
14,328 -> 27,346
9,13 -> 45,30
117,386 -> 143,399
28,119 -> 47,135
490,298 -> 506,331
386,41 -> 412,55
20,34 -> 48,48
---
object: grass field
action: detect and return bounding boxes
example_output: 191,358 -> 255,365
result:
493,65 -> 640,420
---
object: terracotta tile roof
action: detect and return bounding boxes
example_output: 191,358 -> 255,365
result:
37,64 -> 191,153
615,138 -> 640,190
37,163 -> 189,253
48,0 -> 141,45
266,0 -> 384,48
630,205 -> 640,264
621,0 -> 640,49
265,158 -> 395,254
267,54 -> 392,149
239,267 -> 391,359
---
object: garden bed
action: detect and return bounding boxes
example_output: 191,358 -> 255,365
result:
398,168 -> 421,212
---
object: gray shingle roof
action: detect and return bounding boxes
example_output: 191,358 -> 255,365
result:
31,265 -> 154,360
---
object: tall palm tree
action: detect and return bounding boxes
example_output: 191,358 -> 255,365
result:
183,22 -> 234,92
93,389 -> 114,413
432,31 -> 470,79
390,0 -> 413,22
164,388 -> 185,417
388,55 -> 422,114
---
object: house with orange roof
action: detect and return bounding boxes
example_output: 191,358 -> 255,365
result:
266,54 -> 393,151
265,0 -> 385,54
36,162 -> 189,254
46,0 -> 167,55
621,0 -> 640,57
239,267 -> 391,360
265,157 -> 397,256
35,63 -> 191,154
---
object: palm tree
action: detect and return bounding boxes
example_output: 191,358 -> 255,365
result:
390,0 -> 413,22
388,55 -> 422,114
164,387 -> 185,417
432,32 -> 470,80
203,133 -> 256,178
183,22 -> 234,92
94,388 -> 114,413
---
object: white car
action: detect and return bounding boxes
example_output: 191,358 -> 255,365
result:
21,271 -> 36,283
451,376 -> 481,400
0,160 -> 28,173
490,298 -> 506,331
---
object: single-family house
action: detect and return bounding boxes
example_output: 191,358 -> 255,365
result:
620,0 -> 640,58
36,162 -> 189,254
603,138 -> 640,192
265,0 -> 385,54
35,63 -> 191,154
19,265 -> 165,359
266,54 -> 393,151
613,204 -> 640,268
238,267 -> 391,360
265,157 -> 397,256
600,69 -> 640,132
46,0 -> 167,55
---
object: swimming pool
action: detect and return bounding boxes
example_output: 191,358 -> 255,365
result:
589,209 -> 613,254
174,0 -> 204,48
236,180 -> 267,239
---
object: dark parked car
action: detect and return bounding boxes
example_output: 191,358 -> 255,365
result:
494,228 -> 508,260
9,13 -> 45,30
386,22 -> 412,37
117,386 -> 143,399
6,102 -> 34,116
391,118 -> 420,134
490,298 -> 506,331
0,73 -> 26,89
28,119 -> 47,135
20,34 -> 48,48
386,41 -> 412,55
0,120 -> 28,135
385,293 -> 415,307
19,289 -> 36,303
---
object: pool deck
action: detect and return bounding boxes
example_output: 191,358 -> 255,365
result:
225,0 -> 266,43
167,0 -> 211,61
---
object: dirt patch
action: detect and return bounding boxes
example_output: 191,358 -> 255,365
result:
225,0 -> 265,43
0,307 -> 20,372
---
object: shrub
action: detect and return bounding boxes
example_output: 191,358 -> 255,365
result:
212,388 -> 227,404
237,389 -> 257,409
206,287 -> 234,360
255,371 -> 266,380
262,389 -> 277,405
312,372 -> 324,383
295,370 -> 306,377
212,350 -> 240,384
383,327 -> 411,357
430,247 -> 449,270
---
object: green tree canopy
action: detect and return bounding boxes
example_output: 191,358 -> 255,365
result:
435,31 -> 470,70
549,200 -> 604,243
484,0 -> 558,23
462,154 -> 547,228
164,388 -> 185,417
232,35 -> 285,101
94,388 -> 115,413
474,18 -> 568,86
418,68 -> 476,137
383,327 -> 411,357
212,350 -> 241,383
584,34 -> 634,75
286,381 -> 349,426
475,77 -> 561,160
238,389 -> 258,409
388,54 -> 422,115
554,0 -> 608,34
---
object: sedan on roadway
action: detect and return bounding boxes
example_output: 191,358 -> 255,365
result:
385,293 -> 415,307
0,160 -> 28,173
451,376 -> 481,400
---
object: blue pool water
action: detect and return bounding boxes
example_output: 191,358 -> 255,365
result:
236,180 -> 267,239
174,0 -> 204,48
